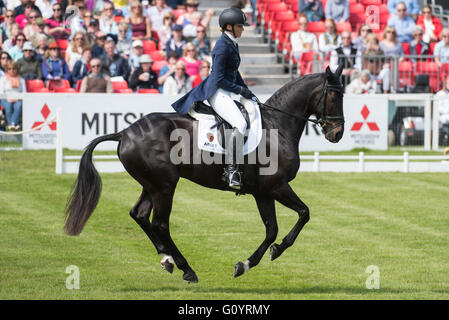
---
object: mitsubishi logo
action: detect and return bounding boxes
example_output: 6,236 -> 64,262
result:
31,104 -> 57,131
350,105 -> 379,131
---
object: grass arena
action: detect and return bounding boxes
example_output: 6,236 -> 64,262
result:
1,148 -> 448,300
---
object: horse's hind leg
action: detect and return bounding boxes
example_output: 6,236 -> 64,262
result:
151,190 -> 198,283
269,183 -> 310,261
234,195 -> 278,277
130,189 -> 174,273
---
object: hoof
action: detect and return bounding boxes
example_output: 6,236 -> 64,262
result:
233,261 -> 245,278
183,270 -> 199,283
161,260 -> 174,274
270,243 -> 282,261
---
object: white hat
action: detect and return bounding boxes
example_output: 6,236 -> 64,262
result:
23,41 -> 34,51
132,40 -> 143,48
139,54 -> 153,64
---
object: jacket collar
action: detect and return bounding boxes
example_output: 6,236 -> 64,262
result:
221,32 -> 239,55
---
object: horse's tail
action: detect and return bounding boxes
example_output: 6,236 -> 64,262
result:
64,132 -> 122,236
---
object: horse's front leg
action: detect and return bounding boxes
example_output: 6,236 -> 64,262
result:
234,194 -> 278,277
269,182 -> 309,261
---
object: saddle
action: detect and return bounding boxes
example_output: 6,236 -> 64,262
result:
188,99 -> 263,155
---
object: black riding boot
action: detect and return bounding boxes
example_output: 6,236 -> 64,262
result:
223,128 -> 244,190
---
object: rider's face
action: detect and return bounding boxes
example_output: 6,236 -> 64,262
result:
227,24 -> 244,38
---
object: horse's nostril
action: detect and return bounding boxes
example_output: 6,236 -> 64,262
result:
335,131 -> 342,141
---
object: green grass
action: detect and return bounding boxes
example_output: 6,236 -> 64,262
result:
1,149 -> 449,299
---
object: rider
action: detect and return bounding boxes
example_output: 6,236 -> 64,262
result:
171,7 -> 258,190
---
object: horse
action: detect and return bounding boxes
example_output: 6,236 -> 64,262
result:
64,65 -> 345,283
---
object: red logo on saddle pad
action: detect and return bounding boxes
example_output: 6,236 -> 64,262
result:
31,104 -> 57,131
206,132 -> 214,142
351,105 -> 379,131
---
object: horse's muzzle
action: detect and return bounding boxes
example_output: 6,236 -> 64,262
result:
324,123 -> 344,143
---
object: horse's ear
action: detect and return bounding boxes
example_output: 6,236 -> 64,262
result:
335,64 -> 344,78
325,65 -> 333,78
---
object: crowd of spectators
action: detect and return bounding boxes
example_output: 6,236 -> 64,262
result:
0,0 -> 217,131
291,0 -> 448,96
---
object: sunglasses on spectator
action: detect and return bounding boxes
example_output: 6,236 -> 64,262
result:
197,30 -> 205,33
201,65 -> 210,69
423,10 -> 431,14
78,6 -> 86,10
91,64 -> 101,68
397,8 -> 406,12
54,8 -> 61,11
6,14 -> 14,18
8,67 -> 18,71
16,38 -> 25,41
75,37 -> 84,41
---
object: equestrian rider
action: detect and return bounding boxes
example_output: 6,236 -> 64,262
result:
171,8 -> 258,190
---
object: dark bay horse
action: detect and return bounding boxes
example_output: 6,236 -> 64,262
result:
64,65 -> 345,283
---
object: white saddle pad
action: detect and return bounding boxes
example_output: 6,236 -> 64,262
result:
188,100 -> 263,155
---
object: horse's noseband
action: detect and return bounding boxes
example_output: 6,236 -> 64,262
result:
316,81 -> 345,133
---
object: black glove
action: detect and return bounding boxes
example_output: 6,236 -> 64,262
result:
240,87 -> 255,100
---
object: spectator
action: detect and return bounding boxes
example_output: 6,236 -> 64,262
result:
387,0 -> 419,17
177,0 -> 214,29
92,30 -> 107,58
83,7 -> 94,29
298,0 -> 324,22
353,24 -> 373,53
14,0 -> 42,17
407,26 -> 432,62
416,5 -> 443,43
387,2 -> 416,43
0,52 -> 11,78
129,54 -> 158,91
362,33 -> 390,93
79,57 -> 113,93
0,10 -> 16,41
330,31 -> 361,86
0,60 -> 26,131
28,17 -> 55,48
325,0 -> 349,24
42,41 -> 71,81
99,38 -> 131,80
2,23 -> 21,52
435,75 -> 449,125
100,1 -> 119,36
126,0 -> 153,41
34,34 -> 48,61
71,45 -> 92,87
45,2 -> 70,40
146,0 -> 173,32
163,60 -> 192,95
290,13 -> 319,60
179,42 -> 201,77
65,31 -> 87,71
318,18 -> 341,56
191,24 -> 211,60
379,26 -> 404,58
129,39 -> 144,71
67,0 -> 87,38
157,11 -> 175,51
23,10 -> 43,39
16,41 -> 43,80
116,22 -> 132,56
113,0 -> 128,15
165,24 -> 186,57
182,11 -> 203,40
8,33 -> 26,61
345,69 -> 377,94
158,51 -> 178,91
85,18 -> 99,47
434,28 -> 449,67
35,0 -> 56,19
192,59 -> 210,88
16,3 -> 37,29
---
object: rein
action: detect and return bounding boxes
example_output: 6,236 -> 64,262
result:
257,80 -> 345,130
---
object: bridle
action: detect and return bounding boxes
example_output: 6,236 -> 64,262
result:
258,79 -> 345,132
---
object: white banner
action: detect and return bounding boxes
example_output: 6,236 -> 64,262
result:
299,95 -> 389,151
22,93 -> 388,151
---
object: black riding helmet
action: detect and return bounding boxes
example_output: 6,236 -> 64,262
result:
219,7 -> 250,32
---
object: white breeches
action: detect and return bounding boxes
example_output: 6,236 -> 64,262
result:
208,88 -> 250,135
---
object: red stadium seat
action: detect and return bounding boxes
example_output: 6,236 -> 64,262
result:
336,22 -> 352,33
137,89 -> 160,94
415,61 -> 440,92
398,60 -> 414,88
76,79 -> 82,92
116,88 -> 133,93
307,21 -> 326,34
54,88 -> 77,93
440,63 -> 449,81
142,40 -> 157,53
172,9 -> 185,20
112,81 -> 129,92
26,79 -> 45,92
148,50 -> 164,61
350,3 -> 365,15
55,39 -> 68,50
360,0 -> 382,6
46,79 -> 71,92
32,87 -> 51,93
298,51 -> 321,75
